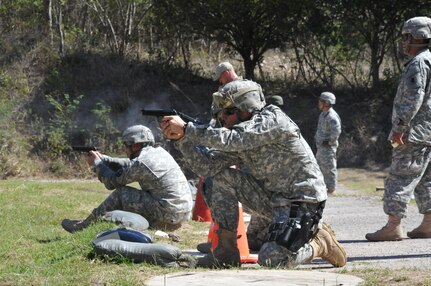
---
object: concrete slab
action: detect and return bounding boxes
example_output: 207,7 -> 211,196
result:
146,269 -> 363,286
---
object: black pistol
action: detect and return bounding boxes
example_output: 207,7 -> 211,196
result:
72,146 -> 99,152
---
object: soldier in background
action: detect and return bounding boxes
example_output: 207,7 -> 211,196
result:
213,61 -> 242,87
62,125 -> 193,232
366,17 -> 431,241
265,95 -> 284,107
314,92 -> 341,194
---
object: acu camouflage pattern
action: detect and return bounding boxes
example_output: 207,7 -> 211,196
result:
315,107 -> 342,190
385,49 -> 431,218
175,105 -> 327,267
92,145 -> 193,227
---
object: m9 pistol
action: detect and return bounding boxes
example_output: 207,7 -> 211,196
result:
72,146 -> 99,153
141,109 -> 202,124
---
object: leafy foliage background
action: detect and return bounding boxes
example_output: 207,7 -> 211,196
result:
0,0 -> 429,178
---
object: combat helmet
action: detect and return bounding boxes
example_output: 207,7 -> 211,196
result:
266,95 -> 284,107
212,80 -> 265,113
122,125 -> 155,146
402,16 -> 431,40
319,92 -> 336,105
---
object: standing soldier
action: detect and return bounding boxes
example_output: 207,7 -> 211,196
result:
315,92 -> 342,194
366,16 -> 431,241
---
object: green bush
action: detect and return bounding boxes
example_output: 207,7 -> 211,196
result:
45,94 -> 83,157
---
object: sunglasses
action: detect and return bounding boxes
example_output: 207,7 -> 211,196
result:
222,108 -> 238,116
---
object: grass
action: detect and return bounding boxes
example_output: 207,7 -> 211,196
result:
0,179 -> 210,285
338,167 -> 387,195
0,172 -> 428,286
349,267 -> 431,286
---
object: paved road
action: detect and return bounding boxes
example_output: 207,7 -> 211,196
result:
302,184 -> 431,270
148,184 -> 431,286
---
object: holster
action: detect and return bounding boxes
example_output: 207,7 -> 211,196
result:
267,200 -> 326,252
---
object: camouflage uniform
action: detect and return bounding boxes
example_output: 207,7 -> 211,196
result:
315,107 -> 341,191
384,48 -> 431,218
92,145 -> 193,228
175,104 -> 327,267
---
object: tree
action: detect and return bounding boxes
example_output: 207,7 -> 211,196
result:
86,0 -> 152,55
288,1 -> 357,87
153,0 -> 304,80
335,0 -> 428,87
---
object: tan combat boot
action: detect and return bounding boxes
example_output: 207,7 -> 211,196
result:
197,229 -> 241,268
365,214 -> 403,241
309,223 -> 347,267
407,213 -> 431,239
61,211 -> 97,233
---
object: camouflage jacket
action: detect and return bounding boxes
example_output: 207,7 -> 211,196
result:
93,146 -> 193,215
175,105 -> 327,208
314,107 -> 341,147
390,49 -> 431,145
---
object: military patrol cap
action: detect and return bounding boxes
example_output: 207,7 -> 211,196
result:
402,16 -> 431,39
319,92 -> 336,105
213,61 -> 234,81
122,125 -> 155,146
212,79 -> 265,112
266,95 -> 284,107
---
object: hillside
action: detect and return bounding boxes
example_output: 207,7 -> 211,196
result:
0,50 -> 397,178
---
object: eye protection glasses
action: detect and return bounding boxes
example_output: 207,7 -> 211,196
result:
222,108 -> 238,116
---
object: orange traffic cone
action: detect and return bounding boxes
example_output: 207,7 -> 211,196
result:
236,203 -> 258,263
192,177 -> 212,222
208,203 -> 258,263
208,218 -> 219,248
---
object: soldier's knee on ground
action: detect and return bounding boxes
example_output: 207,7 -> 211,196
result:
257,241 -> 294,267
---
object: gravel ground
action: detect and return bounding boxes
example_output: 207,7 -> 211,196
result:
301,184 -> 431,271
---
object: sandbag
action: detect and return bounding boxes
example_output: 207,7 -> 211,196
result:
102,210 -> 149,230
92,239 -> 196,267
96,228 -> 152,243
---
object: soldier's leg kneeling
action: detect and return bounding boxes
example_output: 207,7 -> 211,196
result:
258,241 -> 312,267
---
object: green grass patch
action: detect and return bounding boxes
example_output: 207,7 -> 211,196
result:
338,168 -> 387,195
338,168 -> 417,205
349,267 -> 431,286
0,175 -> 427,285
0,179 -> 209,285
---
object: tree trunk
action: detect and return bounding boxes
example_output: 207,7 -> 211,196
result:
370,32 -> 380,87
243,57 -> 256,80
57,2 -> 64,56
44,0 -> 53,46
